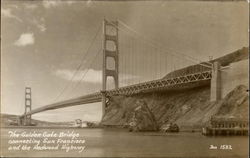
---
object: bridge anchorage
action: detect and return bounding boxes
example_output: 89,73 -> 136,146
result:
18,18 -> 225,126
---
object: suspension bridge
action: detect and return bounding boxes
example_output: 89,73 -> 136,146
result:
18,19 -> 222,126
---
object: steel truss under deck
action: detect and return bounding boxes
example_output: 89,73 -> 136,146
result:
21,70 -> 212,117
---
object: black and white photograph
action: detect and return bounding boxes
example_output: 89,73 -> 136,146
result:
0,0 -> 249,157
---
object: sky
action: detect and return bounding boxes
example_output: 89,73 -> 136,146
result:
1,0 -> 248,122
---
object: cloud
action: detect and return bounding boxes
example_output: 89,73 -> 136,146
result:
42,0 -> 77,9
1,8 -> 12,17
55,69 -> 102,83
37,23 -> 47,32
1,8 -> 22,22
66,1 -> 76,5
14,33 -> 35,46
86,0 -> 92,7
54,69 -> 140,85
3,6 -> 45,32
43,0 -> 61,8
8,5 -> 19,9
24,4 -> 38,10
31,18 -> 47,32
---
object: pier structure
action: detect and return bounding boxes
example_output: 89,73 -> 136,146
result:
202,117 -> 249,136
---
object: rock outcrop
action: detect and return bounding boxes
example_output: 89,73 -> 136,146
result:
128,100 -> 159,131
215,85 -> 249,119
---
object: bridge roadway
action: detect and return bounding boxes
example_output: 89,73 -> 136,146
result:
21,70 -> 212,117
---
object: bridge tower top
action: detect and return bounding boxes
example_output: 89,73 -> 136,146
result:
102,19 -> 119,91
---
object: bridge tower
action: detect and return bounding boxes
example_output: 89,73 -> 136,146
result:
210,61 -> 221,101
102,19 -> 119,117
24,87 -> 32,125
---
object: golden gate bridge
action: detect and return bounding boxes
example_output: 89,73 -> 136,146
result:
19,19 -> 223,126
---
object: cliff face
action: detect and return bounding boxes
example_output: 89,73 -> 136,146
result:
128,100 -> 159,131
102,85 -> 248,130
102,85 -> 211,129
215,85 -> 249,119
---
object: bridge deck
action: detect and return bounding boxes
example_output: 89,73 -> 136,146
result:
21,70 -> 212,117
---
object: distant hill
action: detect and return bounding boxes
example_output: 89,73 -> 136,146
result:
210,47 -> 248,66
163,47 -> 248,79
0,113 -> 74,127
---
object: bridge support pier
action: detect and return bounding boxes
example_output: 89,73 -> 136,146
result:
210,61 -> 221,101
101,91 -> 107,118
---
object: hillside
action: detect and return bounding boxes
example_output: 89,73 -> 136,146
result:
101,47 -> 249,130
164,47 -> 248,79
102,84 -> 248,131
102,85 -> 212,128
215,85 -> 248,119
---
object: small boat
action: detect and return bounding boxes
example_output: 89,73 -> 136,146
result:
161,123 -> 179,133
